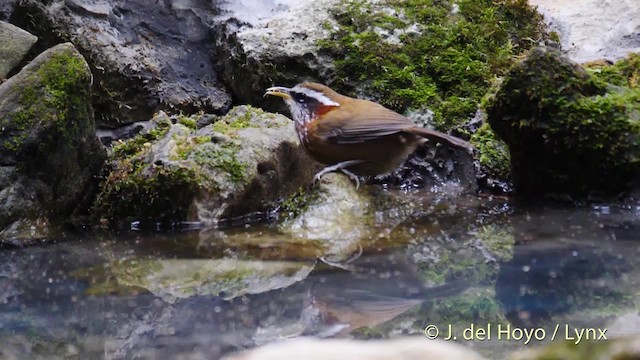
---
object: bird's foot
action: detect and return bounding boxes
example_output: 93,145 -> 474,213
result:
340,168 -> 361,190
313,160 -> 365,188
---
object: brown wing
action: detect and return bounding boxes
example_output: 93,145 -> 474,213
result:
310,97 -> 474,153
312,98 -> 414,144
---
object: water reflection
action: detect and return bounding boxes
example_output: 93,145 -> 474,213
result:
496,205 -> 640,332
303,253 -> 469,337
0,200 -> 639,359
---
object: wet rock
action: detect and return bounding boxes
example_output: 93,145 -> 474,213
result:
13,0 -> 232,126
223,337 -> 485,360
0,43 -> 106,245
510,335 -> 640,360
530,0 -> 640,63
370,143 -> 477,191
278,173 -> 418,262
94,105 -> 318,226
0,21 -> 37,78
79,258 -> 315,303
279,174 -> 373,261
486,47 -> 640,199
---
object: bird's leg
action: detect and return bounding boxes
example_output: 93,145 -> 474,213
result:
313,159 -> 365,187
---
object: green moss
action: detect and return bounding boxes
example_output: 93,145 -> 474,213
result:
432,289 -> 506,324
112,119 -> 171,159
177,115 -> 198,129
320,0 -> 546,132
193,135 -> 211,145
586,53 -> 640,88
277,186 -> 322,219
419,249 -> 499,285
192,143 -> 247,184
548,31 -> 561,43
93,162 -> 199,224
473,224 -> 514,261
470,123 -> 511,179
212,105 -> 267,134
171,134 -> 247,185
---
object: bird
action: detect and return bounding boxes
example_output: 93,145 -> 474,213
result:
265,82 -> 473,188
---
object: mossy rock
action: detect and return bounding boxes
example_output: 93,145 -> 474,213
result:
485,47 -> 640,198
93,105 -> 319,227
0,43 -> 105,241
320,0 -> 547,133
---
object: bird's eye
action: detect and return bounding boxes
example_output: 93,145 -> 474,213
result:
292,92 -> 306,103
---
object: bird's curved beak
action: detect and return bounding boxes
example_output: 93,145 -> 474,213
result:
264,86 -> 292,100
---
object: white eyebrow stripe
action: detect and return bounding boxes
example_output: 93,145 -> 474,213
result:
291,85 -> 340,107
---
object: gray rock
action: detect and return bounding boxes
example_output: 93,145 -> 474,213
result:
14,0 -> 232,126
214,0 -> 339,109
0,21 -> 38,78
94,105 -> 319,226
0,1 -> 18,20
0,43 -> 106,244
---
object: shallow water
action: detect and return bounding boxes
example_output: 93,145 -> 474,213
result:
1,193 -> 639,359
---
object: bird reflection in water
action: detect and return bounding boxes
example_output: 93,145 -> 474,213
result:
300,252 -> 468,337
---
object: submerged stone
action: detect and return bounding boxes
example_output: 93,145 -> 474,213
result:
78,258 -> 315,303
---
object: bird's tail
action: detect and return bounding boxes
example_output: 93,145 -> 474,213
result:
407,127 -> 474,155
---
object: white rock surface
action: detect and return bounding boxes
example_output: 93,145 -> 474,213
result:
223,337 -> 486,360
529,0 -> 640,63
